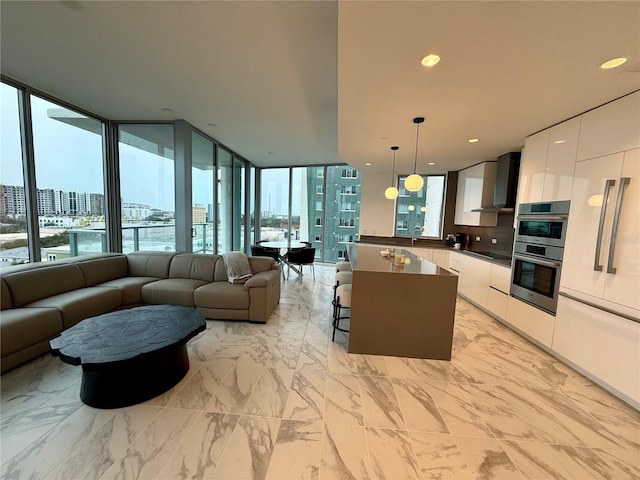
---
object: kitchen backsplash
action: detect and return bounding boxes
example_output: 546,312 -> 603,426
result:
445,211 -> 515,255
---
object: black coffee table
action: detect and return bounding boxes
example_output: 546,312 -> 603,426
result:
50,305 -> 206,409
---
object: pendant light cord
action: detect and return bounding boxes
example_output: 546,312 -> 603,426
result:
413,121 -> 420,174
391,149 -> 396,185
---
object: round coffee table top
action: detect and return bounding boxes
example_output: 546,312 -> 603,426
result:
50,305 -> 206,365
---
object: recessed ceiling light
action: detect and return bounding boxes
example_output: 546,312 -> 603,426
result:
553,140 -> 566,144
468,138 -> 479,143
421,54 -> 441,67
207,123 -> 217,128
428,162 -> 436,165
267,152 -> 273,155
364,162 -> 372,166
161,108 -> 174,114
600,57 -> 628,69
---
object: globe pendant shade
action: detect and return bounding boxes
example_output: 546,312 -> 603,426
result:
405,173 -> 424,192
385,186 -> 399,199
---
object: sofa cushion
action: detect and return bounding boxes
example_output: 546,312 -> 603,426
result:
0,307 -> 63,356
248,256 -> 277,274
141,278 -> 209,306
2,264 -> 86,307
127,252 -> 176,278
195,282 -> 250,310
76,254 -> 128,286
1,279 -> 12,310
97,276 -> 160,305
170,254 -> 217,282
27,286 -> 122,329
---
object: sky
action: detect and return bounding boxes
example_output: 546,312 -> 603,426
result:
1,82 -> 294,215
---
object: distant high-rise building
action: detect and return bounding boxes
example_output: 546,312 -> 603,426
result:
306,166 -> 360,262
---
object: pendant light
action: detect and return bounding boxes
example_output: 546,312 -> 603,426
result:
384,146 -> 399,199
405,116 -> 425,192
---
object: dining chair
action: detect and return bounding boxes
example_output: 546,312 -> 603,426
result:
251,245 -> 285,280
284,247 -> 316,281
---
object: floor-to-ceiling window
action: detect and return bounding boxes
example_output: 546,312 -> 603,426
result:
291,167 -> 311,244
31,95 -> 106,260
192,132 -> 215,253
248,166 -> 256,252
324,166 -> 360,262
217,148 -> 233,253
0,83 -> 29,265
118,124 -> 175,253
232,156 -> 245,251
258,165 -> 361,263
395,174 -> 445,238
259,168 -> 290,242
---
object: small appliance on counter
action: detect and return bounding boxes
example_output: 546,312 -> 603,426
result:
454,232 -> 468,250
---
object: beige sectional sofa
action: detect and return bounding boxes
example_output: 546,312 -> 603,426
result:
0,251 -> 280,373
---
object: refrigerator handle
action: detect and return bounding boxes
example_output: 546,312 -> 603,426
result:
606,177 -> 631,274
594,179 -> 615,272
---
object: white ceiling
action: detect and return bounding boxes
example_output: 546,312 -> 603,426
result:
1,1 -> 639,175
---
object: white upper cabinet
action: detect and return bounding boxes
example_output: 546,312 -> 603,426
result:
562,148 -> 640,313
454,162 -> 498,226
543,117 -> 580,201
577,92 -> 640,161
516,129 -> 548,205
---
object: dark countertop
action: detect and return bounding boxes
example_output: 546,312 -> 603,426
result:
357,238 -> 512,267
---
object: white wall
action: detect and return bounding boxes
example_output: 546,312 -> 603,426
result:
358,172 -> 395,237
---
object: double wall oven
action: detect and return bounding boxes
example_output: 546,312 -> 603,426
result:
510,201 -> 570,315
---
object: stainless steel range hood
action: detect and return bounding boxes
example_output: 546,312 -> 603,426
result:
472,151 -> 521,212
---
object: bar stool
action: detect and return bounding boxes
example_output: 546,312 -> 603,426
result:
336,261 -> 352,272
332,271 -> 352,317
332,283 -> 351,341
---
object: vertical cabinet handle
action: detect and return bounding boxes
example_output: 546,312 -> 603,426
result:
606,177 -> 631,274
594,179 -> 615,272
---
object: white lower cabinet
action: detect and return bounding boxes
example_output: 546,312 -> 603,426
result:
431,249 -> 450,270
505,296 -> 555,347
553,295 -> 640,404
487,264 -> 510,320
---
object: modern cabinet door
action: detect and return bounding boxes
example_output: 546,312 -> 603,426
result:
454,162 -> 498,226
517,130 -> 548,205
561,149 -> 640,312
543,117 -> 580,202
553,295 -> 640,404
577,91 -> 640,162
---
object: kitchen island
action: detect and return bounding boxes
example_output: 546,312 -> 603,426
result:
346,244 -> 458,360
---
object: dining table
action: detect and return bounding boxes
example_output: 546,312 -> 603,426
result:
259,241 -> 307,278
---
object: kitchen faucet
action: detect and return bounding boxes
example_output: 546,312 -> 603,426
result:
411,225 -> 422,245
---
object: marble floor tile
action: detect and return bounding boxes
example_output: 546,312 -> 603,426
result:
321,423 -> 370,480
283,369 -> 325,421
326,341 -> 358,375
1,404 -> 130,480
158,412 -> 240,479
2,263 -> 639,480
422,381 -> 494,438
212,415 -> 281,480
167,359 -> 236,410
100,407 -> 198,480
358,375 -> 405,430
296,340 -> 328,371
0,390 -> 82,463
243,367 -> 295,417
205,362 -> 263,414
391,378 -> 449,433
409,431 -> 474,480
46,405 -> 159,480
365,427 -> 421,480
265,419 -> 322,479
323,373 -> 364,426
356,354 -> 388,376
454,436 -> 525,480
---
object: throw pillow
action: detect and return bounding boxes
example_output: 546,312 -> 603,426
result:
223,251 -> 253,284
